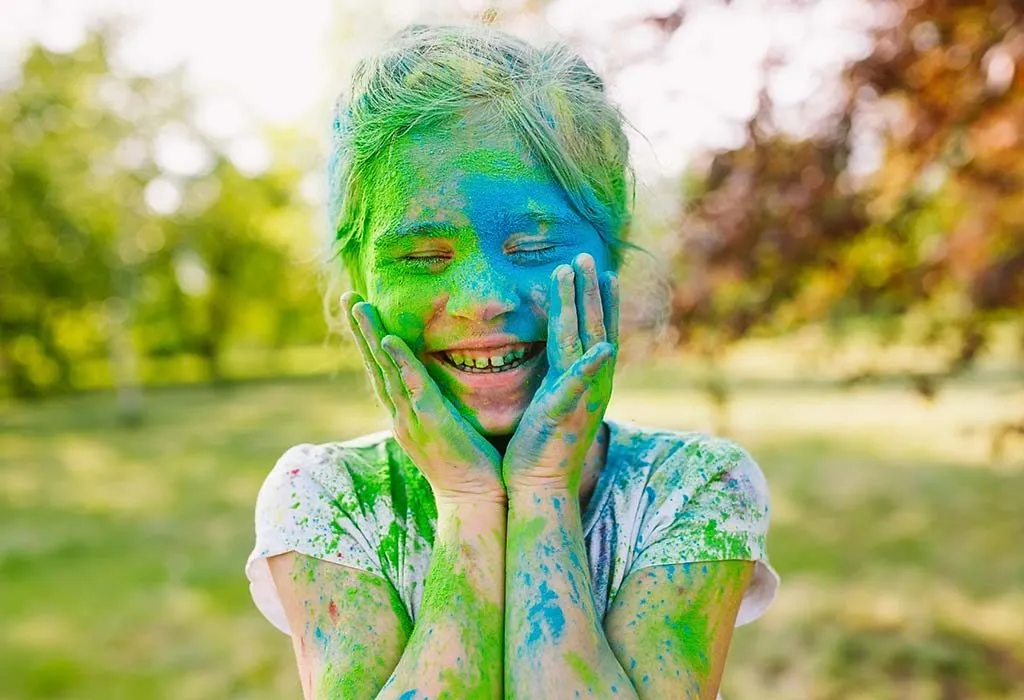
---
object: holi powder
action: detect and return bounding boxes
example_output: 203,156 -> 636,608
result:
357,117 -> 615,439
525,580 -> 566,644
292,561 -> 413,698
419,542 -> 502,696
563,650 -> 601,690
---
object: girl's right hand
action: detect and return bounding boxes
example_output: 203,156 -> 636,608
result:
342,292 -> 506,504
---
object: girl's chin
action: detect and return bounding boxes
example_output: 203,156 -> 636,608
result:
459,405 -> 526,439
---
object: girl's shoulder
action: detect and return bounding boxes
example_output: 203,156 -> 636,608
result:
601,421 -> 778,626
260,431 -> 436,526
607,420 -> 767,498
262,430 -> 409,504
248,431 -> 434,633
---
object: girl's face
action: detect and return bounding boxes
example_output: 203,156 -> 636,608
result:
361,115 -> 611,437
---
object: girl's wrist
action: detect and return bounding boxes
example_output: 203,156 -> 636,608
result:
505,477 -> 579,500
434,488 -> 508,512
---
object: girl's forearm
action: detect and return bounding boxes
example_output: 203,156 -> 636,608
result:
505,487 -> 638,699
377,498 -> 506,700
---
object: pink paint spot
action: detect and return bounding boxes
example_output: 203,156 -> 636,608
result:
289,468 -> 300,476
328,600 -> 339,622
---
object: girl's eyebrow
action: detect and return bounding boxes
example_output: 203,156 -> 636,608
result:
374,221 -> 462,248
500,210 -> 580,230
374,211 -> 580,249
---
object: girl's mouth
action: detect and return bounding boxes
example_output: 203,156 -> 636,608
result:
427,340 -> 547,400
437,342 -> 545,374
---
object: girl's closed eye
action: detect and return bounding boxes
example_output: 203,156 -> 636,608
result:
403,252 -> 452,262
504,235 -> 565,264
509,245 -> 557,263
399,250 -> 453,269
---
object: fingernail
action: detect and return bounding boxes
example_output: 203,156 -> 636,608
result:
351,303 -> 368,327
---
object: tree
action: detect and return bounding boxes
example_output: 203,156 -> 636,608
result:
0,35 -> 128,397
0,29 -> 326,401
632,0 -> 1023,441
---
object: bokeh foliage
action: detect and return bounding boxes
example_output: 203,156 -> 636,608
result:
0,31 -> 327,400
657,0 -> 1023,384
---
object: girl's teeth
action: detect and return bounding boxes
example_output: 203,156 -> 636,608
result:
443,344 -> 535,370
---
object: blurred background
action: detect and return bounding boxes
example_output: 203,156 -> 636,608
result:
1,0 -> 1022,698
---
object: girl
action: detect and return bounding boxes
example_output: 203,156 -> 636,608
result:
246,23 -> 778,700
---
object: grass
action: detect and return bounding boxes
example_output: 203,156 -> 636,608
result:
1,360 -> 1023,699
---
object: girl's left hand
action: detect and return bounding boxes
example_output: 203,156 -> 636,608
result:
502,253 -> 619,494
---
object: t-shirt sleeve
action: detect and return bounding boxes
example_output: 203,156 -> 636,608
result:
244,443 -> 382,635
630,434 -> 780,626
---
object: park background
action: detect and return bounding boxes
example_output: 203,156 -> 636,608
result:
2,0 -> 1023,698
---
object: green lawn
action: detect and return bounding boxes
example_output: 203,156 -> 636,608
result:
2,362 -> 1022,699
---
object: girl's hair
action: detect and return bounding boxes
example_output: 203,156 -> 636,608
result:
326,23 -> 640,295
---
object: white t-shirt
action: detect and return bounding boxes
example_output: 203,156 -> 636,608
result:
246,419 -> 779,638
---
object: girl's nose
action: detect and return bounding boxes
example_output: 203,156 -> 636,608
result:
445,258 -> 519,322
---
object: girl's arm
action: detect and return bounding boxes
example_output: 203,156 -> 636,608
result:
505,484 -> 635,698
603,561 -> 753,699
313,294 -> 509,698
503,255 -> 635,696
506,502 -> 751,699
269,495 -> 505,700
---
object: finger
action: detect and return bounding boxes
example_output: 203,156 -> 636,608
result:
600,271 -> 619,349
548,264 -> 583,374
546,342 -> 614,419
377,334 -> 412,409
350,302 -> 397,416
340,291 -> 362,336
380,334 -> 428,407
343,294 -> 384,388
573,253 -> 606,350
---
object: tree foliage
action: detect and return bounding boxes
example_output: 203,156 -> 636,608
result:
0,31 -> 325,399
655,0 -> 1023,385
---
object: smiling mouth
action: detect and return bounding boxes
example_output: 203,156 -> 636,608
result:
435,342 -> 545,374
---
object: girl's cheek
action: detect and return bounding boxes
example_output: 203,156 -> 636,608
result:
526,279 -> 550,321
370,276 -> 439,353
